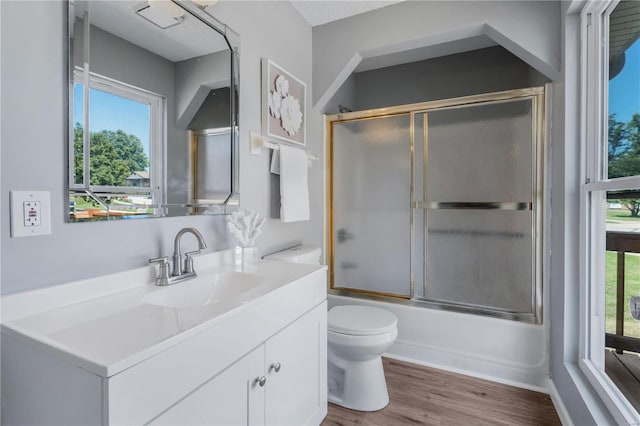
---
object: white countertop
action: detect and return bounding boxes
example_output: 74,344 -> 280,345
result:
1,252 -> 325,377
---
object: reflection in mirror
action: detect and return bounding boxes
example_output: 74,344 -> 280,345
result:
67,0 -> 239,221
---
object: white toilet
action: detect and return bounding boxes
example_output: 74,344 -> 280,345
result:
263,246 -> 399,412
327,305 -> 397,411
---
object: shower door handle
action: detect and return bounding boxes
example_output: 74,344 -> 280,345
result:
413,201 -> 532,211
337,228 -> 355,243
413,201 -> 428,209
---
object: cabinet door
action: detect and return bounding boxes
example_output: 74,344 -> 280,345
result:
150,350 -> 261,426
265,302 -> 327,426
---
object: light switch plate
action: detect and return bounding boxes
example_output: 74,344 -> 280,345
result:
10,191 -> 51,237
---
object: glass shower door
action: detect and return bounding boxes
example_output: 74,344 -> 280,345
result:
416,99 -> 542,317
331,115 -> 412,297
192,129 -> 232,205
327,87 -> 545,322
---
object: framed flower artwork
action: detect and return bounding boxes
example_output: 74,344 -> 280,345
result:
262,59 -> 306,146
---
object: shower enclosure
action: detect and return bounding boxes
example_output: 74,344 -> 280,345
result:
327,87 -> 546,323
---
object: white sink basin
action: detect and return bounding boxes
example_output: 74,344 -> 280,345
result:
142,271 -> 263,308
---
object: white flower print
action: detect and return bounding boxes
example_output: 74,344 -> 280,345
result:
280,94 -> 303,136
268,90 -> 281,119
274,75 -> 289,97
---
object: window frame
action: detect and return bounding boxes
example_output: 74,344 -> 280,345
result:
579,1 -> 640,424
70,69 -> 165,202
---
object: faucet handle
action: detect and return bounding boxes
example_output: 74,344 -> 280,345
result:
184,250 -> 201,274
149,256 -> 169,264
149,257 -> 171,286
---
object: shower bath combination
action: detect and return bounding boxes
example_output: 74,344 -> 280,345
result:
327,87 -> 546,323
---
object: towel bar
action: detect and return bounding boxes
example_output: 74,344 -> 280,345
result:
249,132 -> 318,161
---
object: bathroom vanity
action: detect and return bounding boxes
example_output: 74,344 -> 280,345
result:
1,252 -> 327,425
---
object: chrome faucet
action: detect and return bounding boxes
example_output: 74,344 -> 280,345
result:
172,227 -> 207,277
149,227 -> 207,286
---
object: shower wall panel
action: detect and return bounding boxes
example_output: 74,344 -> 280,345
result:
420,99 -> 538,315
426,101 -> 533,202
332,115 -> 411,296
425,210 -> 533,311
193,130 -> 232,203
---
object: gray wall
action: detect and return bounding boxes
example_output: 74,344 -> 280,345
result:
324,74 -> 355,115
1,0 -> 315,295
353,46 -> 548,110
325,46 -> 549,114
312,1 -> 561,107
207,1 -> 322,257
188,88 -> 231,131
175,50 -> 231,129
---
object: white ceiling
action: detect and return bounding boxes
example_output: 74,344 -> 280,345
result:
290,0 -> 405,27
76,1 -> 229,63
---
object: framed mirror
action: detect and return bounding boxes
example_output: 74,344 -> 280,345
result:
66,0 -> 239,221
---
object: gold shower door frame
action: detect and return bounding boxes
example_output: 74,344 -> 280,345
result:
326,86 -> 547,323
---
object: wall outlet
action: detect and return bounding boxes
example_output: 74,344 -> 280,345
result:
10,191 -> 51,238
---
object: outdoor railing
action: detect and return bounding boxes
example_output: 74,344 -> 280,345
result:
606,231 -> 640,354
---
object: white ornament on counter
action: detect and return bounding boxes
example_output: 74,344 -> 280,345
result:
226,209 -> 265,248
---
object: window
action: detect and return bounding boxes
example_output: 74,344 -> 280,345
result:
581,1 -> 640,423
70,70 -> 164,220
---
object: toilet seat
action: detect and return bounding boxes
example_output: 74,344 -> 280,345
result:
328,305 -> 397,336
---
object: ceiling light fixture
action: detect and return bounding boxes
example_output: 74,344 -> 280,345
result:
193,0 -> 218,9
134,1 -> 185,30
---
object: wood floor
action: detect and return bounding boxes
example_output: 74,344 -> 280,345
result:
322,358 -> 561,426
605,349 -> 640,413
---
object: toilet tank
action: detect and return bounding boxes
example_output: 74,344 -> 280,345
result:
263,245 -> 322,265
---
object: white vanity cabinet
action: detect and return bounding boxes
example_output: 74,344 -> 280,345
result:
149,351 -> 261,426
150,302 -> 327,426
264,302 -> 327,426
1,261 -> 327,426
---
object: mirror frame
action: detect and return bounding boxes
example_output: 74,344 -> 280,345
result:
65,0 -> 240,221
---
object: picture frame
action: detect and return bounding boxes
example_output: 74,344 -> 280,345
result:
262,59 -> 306,146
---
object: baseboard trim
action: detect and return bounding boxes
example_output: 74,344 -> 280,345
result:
548,379 -> 574,426
385,339 -> 550,394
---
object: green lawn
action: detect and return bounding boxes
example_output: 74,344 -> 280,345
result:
607,208 -> 640,223
72,196 -> 97,210
71,196 -> 153,214
605,251 -> 640,338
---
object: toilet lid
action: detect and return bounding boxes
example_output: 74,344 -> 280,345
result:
328,305 -> 397,336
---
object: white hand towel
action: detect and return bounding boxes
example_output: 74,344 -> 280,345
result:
270,149 -> 281,175
279,144 -> 310,222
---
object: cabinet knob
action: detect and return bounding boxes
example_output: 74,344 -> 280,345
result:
270,362 -> 281,373
255,376 -> 267,387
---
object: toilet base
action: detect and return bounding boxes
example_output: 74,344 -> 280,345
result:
328,356 -> 390,412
